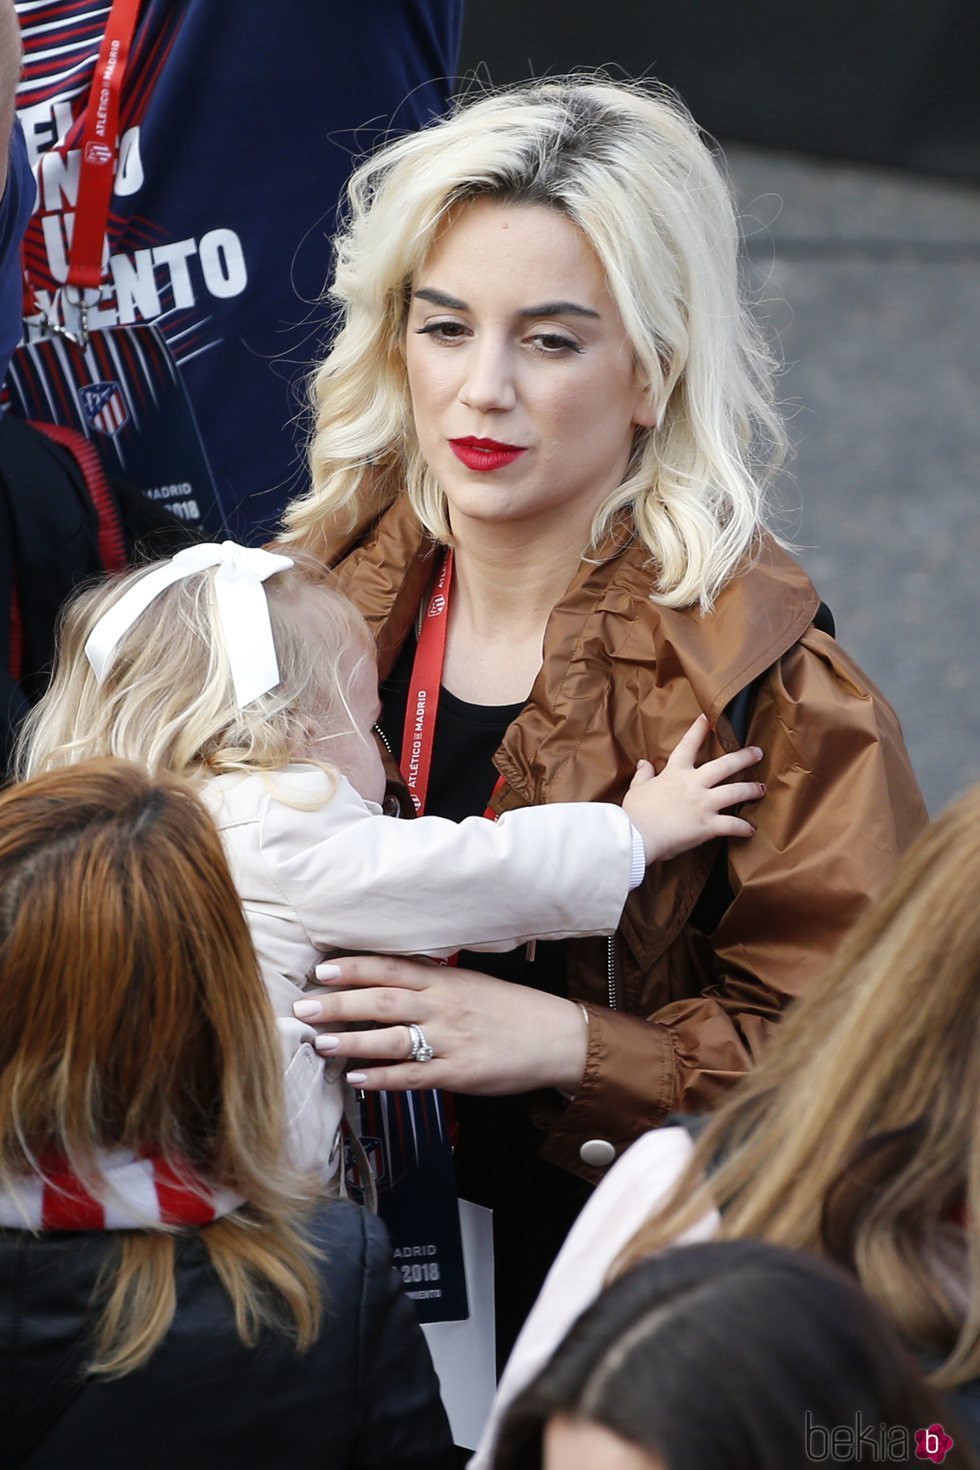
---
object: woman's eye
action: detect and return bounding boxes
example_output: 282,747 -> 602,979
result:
528,332 -> 582,355
414,320 -> 468,343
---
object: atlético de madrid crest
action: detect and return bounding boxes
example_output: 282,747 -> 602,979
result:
78,380 -> 130,436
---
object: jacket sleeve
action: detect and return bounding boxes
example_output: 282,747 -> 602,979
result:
354,1209 -> 456,1470
262,777 -> 636,957
540,627 -> 928,1176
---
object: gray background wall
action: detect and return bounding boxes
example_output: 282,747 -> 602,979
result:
459,5 -> 980,813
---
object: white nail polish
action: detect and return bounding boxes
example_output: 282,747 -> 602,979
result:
315,1035 -> 340,1052
346,1071 -> 368,1086
293,999 -> 321,1019
315,962 -> 342,981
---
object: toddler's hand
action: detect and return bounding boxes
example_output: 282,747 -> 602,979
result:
623,714 -> 764,863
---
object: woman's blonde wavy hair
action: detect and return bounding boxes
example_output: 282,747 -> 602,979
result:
15,549 -> 376,783
617,783 -> 980,1389
0,760 -> 322,1375
282,77 -> 787,611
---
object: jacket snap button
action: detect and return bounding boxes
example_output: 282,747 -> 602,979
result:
579,1139 -> 616,1168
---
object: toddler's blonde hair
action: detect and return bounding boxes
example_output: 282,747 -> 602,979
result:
16,549 -> 376,783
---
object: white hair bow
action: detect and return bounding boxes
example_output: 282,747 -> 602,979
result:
84,541 -> 295,708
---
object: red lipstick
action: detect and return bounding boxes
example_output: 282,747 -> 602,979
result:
449,437 -> 527,472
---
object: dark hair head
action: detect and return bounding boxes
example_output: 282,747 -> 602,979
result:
492,1241 -> 976,1470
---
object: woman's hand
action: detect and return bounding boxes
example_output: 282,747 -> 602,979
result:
293,956 -> 590,1097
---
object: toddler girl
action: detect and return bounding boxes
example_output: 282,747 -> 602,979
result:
18,543 -> 763,1181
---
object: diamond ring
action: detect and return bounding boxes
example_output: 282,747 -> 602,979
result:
407,1022 -> 435,1063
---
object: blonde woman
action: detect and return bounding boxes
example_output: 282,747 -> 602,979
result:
474,783 -> 980,1464
0,759 -> 453,1468
280,76 -> 927,1358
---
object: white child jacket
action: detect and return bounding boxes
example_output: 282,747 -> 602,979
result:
202,766 -> 640,1181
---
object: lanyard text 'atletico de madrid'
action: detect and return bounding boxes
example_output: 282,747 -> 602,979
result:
22,0 -> 143,337
400,548 -> 453,816
400,547 -> 504,822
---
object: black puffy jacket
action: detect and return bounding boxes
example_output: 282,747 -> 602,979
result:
0,1201 -> 455,1469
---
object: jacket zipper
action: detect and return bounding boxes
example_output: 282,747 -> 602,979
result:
606,934 -> 620,1011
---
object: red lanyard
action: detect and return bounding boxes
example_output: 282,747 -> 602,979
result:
69,0 -> 142,290
400,547 -> 503,820
22,0 -> 142,320
401,548 -> 453,815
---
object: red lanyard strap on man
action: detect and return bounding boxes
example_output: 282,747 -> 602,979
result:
22,0 -> 142,332
70,0 -> 142,289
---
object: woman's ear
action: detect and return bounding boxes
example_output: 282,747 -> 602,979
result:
632,391 -> 661,429
632,353 -> 670,429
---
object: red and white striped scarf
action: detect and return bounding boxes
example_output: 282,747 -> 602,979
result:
0,1153 -> 243,1231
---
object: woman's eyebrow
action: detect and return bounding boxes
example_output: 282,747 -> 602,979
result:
413,287 -> 467,309
518,300 -> 600,320
412,287 -> 601,321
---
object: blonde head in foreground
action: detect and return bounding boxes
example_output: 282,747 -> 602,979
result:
283,77 -> 786,611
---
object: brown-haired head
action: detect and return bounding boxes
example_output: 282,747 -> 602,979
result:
618,781 -> 980,1389
0,760 -> 323,1375
0,758 -> 286,1201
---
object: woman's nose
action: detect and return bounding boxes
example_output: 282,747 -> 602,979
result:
457,340 -> 517,413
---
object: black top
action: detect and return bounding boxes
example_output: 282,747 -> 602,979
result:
381,635 -> 592,1368
380,632 -> 567,996
1,1201 -> 453,1470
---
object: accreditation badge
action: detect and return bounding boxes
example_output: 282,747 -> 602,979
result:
354,1089 -> 469,1325
4,324 -> 224,536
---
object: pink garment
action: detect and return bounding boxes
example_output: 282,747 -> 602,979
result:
470,1126 -> 719,1466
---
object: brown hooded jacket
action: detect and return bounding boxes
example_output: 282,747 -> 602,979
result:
325,498 -> 928,1181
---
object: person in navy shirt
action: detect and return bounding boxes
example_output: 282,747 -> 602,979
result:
0,1 -> 33,384
11,1 -> 462,541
